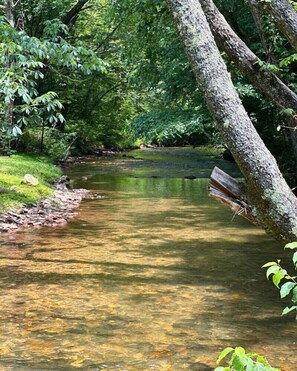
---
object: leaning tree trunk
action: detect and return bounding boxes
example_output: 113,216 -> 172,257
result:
249,0 -> 297,52
166,0 -> 297,242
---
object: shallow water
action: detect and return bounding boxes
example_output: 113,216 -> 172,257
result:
0,147 -> 296,370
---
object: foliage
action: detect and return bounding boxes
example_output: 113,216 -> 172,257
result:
0,5 -> 106,154
19,127 -> 76,162
0,153 -> 61,214
130,108 -> 215,146
215,346 -> 280,371
262,242 -> 297,318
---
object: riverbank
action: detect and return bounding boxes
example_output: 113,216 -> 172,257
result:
0,185 -> 91,233
0,154 -> 62,214
0,154 -> 90,233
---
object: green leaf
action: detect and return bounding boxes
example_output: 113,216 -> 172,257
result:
293,252 -> 297,267
280,282 -> 296,298
216,347 -> 234,365
266,265 -> 280,279
246,358 -> 254,371
285,242 -> 297,250
262,262 -> 277,268
12,126 -> 22,137
256,355 -> 270,366
272,270 -> 286,288
234,347 -> 246,357
232,355 -> 246,370
282,306 -> 297,315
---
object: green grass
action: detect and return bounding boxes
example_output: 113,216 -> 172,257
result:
0,154 -> 62,214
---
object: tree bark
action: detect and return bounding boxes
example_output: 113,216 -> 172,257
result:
6,0 -> 15,27
62,0 -> 90,31
5,1 -> 16,129
166,0 -> 297,242
199,0 -> 297,122
250,0 -> 297,52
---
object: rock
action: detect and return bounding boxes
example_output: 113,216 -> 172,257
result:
10,185 -> 18,192
140,143 -> 157,148
55,175 -> 71,189
0,187 -> 11,194
184,175 -> 197,180
21,174 -> 39,186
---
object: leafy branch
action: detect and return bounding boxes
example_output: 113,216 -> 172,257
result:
262,242 -> 297,317
214,346 -> 280,371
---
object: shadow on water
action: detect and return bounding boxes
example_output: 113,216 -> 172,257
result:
0,147 -> 296,370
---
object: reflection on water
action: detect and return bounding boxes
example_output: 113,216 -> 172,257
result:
0,147 -> 296,370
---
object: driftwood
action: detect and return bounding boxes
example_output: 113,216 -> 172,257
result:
208,167 -> 257,223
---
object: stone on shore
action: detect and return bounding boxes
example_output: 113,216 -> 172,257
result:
21,174 -> 39,186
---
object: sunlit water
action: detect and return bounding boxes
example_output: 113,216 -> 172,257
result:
0,147 -> 296,370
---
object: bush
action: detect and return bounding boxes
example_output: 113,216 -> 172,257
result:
19,127 -> 75,162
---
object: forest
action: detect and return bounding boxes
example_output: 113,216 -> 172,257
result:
0,0 -> 295,158
1,1 -> 297,369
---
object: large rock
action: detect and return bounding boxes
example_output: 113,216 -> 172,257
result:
21,174 -> 39,186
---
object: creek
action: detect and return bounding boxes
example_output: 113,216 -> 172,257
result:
0,147 -> 296,370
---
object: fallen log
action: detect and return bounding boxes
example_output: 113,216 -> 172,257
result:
208,167 -> 257,224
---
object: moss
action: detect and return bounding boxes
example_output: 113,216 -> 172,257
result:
0,154 -> 62,214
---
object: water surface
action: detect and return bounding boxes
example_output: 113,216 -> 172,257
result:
0,147 -> 296,370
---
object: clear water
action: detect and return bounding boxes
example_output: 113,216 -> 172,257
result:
0,147 -> 296,370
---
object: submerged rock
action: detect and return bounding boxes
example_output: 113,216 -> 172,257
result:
184,175 -> 197,180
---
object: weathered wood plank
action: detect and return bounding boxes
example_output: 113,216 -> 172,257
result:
208,167 -> 257,224
209,166 -> 244,199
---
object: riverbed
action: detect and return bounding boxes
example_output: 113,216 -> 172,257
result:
0,147 -> 296,370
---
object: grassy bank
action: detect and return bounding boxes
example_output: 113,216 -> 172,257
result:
0,154 -> 62,214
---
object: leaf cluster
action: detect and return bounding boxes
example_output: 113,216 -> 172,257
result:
262,242 -> 297,317
215,346 -> 280,371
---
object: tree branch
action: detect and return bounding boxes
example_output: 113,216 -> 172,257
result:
199,0 -> 297,122
250,0 -> 297,51
62,0 -> 90,29
95,21 -> 123,51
